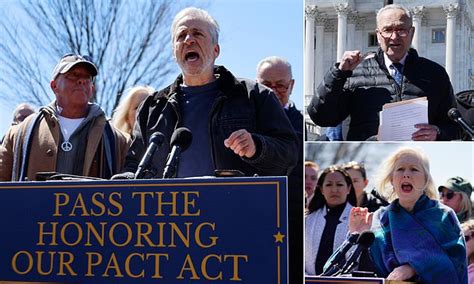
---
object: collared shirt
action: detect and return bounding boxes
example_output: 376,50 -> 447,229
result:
383,52 -> 408,77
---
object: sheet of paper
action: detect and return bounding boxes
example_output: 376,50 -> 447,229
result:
378,97 -> 428,141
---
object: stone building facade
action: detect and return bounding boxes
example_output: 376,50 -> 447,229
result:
304,0 -> 473,138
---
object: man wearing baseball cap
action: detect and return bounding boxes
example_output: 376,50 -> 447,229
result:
0,54 -> 129,181
439,176 -> 473,222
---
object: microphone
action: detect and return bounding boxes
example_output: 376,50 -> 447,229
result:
134,132 -> 165,179
448,108 -> 474,138
162,127 -> 193,178
370,188 -> 389,206
321,233 -> 360,276
339,231 -> 375,275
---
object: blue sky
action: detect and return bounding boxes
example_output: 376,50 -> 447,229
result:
0,0 -> 303,137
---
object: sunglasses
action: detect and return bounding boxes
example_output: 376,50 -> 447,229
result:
440,190 -> 456,200
465,232 -> 474,242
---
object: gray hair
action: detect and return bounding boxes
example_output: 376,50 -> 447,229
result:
171,7 -> 220,44
256,56 -> 293,77
376,4 -> 413,28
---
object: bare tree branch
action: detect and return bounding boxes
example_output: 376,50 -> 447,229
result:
0,0 -> 194,116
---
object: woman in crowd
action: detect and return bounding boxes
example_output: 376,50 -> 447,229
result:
305,161 -> 319,207
305,165 -> 356,275
112,85 -> 155,136
439,176 -> 473,223
461,219 -> 474,284
343,161 -> 388,212
350,147 -> 467,283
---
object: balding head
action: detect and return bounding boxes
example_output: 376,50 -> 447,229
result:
256,56 -> 294,107
12,103 -> 35,125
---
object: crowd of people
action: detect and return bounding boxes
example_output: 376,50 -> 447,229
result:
0,7 -> 303,181
303,3 -> 473,283
0,6 -> 305,283
305,147 -> 473,283
307,4 -> 472,141
0,3 -> 472,284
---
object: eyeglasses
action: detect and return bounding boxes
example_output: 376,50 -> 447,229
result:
378,28 -> 411,38
440,190 -> 456,200
465,232 -> 474,242
261,81 -> 291,93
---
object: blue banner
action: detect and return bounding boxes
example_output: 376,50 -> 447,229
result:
0,177 -> 287,283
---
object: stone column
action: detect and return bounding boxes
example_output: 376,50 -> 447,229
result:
411,6 -> 424,54
444,3 -> 458,83
335,3 -> 351,61
314,13 -> 327,88
304,5 -> 318,108
347,11 -> 358,50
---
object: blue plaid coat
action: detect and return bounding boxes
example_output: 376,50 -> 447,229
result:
370,195 -> 467,284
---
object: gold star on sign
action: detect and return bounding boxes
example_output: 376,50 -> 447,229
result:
273,231 -> 285,243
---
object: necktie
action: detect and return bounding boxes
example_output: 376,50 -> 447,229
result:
391,63 -> 403,86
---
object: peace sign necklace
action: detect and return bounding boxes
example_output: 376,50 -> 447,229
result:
61,141 -> 73,152
57,113 -> 85,153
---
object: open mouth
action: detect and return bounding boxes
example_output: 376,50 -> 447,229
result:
401,182 -> 413,193
185,51 -> 200,62
389,43 -> 402,49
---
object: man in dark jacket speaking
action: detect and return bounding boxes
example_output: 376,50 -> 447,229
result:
307,4 -> 460,141
120,7 -> 298,178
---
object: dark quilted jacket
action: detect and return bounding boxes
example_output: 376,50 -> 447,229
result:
308,48 -> 460,141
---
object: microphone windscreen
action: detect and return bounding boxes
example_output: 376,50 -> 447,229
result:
448,108 -> 462,120
149,132 -> 165,145
357,231 -> 375,248
171,127 -> 193,151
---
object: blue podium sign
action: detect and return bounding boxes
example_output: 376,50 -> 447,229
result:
0,177 -> 287,283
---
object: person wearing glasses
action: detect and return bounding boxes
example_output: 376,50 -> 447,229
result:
256,56 -> 302,134
307,4 -> 459,141
256,55 -> 303,284
349,147 -> 467,283
0,54 -> 129,181
119,7 -> 297,179
439,176 -> 473,223
461,220 -> 474,284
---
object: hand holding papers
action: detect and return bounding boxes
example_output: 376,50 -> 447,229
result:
378,97 -> 428,141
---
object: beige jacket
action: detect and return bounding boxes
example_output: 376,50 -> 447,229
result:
0,103 -> 129,181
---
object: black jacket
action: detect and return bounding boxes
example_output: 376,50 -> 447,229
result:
307,48 -> 460,141
360,190 -> 389,213
285,101 -> 304,190
123,65 -> 298,177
